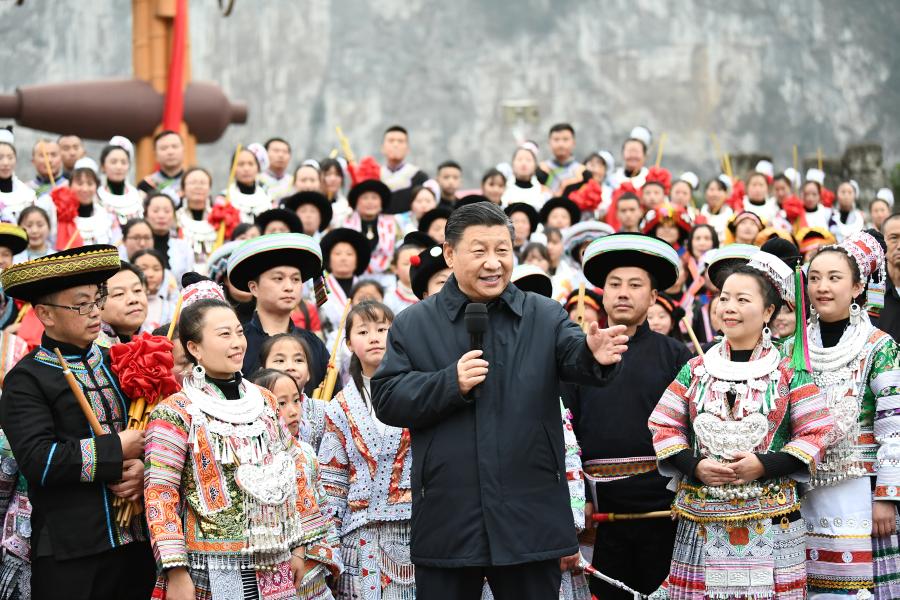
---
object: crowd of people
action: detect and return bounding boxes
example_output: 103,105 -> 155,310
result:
0,119 -> 898,599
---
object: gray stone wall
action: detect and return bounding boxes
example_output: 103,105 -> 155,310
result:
1,0 -> 898,196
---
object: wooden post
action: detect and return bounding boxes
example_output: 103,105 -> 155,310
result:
132,0 -> 195,180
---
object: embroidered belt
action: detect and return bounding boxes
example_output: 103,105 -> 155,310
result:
675,480 -> 799,523
583,456 -> 658,482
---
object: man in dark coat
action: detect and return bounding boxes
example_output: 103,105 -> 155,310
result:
564,232 -> 693,599
372,203 -> 628,600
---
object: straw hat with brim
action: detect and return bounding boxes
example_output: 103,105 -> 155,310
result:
280,191 -> 333,231
504,202 -> 539,233
348,179 -> 391,211
538,197 -> 580,227
410,245 -> 450,300
319,228 -> 371,277
511,263 -> 553,298
705,244 -> 759,290
254,208 -> 303,235
1,244 -> 121,303
418,207 -> 453,235
0,224 -> 28,255
454,195 -> 493,209
582,233 -> 680,290
227,233 -> 323,292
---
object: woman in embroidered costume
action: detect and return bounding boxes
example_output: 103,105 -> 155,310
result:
177,167 -> 218,274
216,147 -> 274,224
96,138 -> 144,226
787,230 -> 900,599
145,295 -> 341,600
343,162 -> 399,289
648,251 -> 833,599
68,158 -> 119,245
259,334 -> 328,452
0,130 -> 54,228
317,301 -> 415,599
317,228 -> 371,350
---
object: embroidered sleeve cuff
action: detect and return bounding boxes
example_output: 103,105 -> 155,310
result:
79,438 -> 97,482
780,443 -> 817,467
93,433 -> 124,483
655,443 -> 690,461
874,484 -> 900,500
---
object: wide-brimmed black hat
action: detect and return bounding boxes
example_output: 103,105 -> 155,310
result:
319,228 -> 372,276
402,231 -> 437,250
227,233 -> 324,292
254,208 -> 303,235
538,197 -> 580,228
410,245 -> 450,300
280,191 -> 333,231
1,244 -> 121,303
504,202 -> 539,233
0,224 -> 28,255
418,206 -> 453,236
581,232 -> 681,290
348,179 -> 391,211
511,264 -> 553,298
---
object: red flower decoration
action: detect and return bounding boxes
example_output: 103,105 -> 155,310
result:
348,156 -> 382,186
782,195 -> 804,223
51,186 -> 80,223
208,203 -> 241,239
820,187 -> 835,208
569,179 -> 603,212
645,167 -> 672,195
409,254 -> 421,267
110,332 -> 180,404
727,179 -> 746,211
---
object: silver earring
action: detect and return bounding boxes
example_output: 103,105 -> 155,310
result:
850,302 -> 862,325
190,364 -> 206,389
809,306 -> 819,324
762,326 -> 772,349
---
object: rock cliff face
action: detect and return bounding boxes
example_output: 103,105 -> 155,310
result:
1,0 -> 898,196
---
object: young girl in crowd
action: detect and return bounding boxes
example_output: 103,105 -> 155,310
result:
131,248 -> 177,332
481,168 -> 507,205
69,160 -> 119,244
14,206 -> 52,262
218,147 -> 273,223
96,140 -> 143,226
394,184 -> 437,235
144,192 -> 194,282
259,332 -> 328,451
318,301 -> 414,599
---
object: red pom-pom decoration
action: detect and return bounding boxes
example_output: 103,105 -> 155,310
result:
110,332 -> 180,404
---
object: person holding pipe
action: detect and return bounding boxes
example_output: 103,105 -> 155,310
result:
0,245 -> 155,600
372,202 -> 628,600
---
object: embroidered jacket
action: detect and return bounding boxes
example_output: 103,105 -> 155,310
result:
144,381 -> 340,591
0,429 -> 31,564
317,381 -> 412,536
649,342 -> 833,523
0,336 -> 145,561
787,326 -> 900,497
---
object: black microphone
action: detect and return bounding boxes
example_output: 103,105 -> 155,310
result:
464,303 -> 489,398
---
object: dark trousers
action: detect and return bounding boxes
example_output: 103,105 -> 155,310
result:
416,559 -> 562,600
590,518 -> 676,599
32,541 -> 156,600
